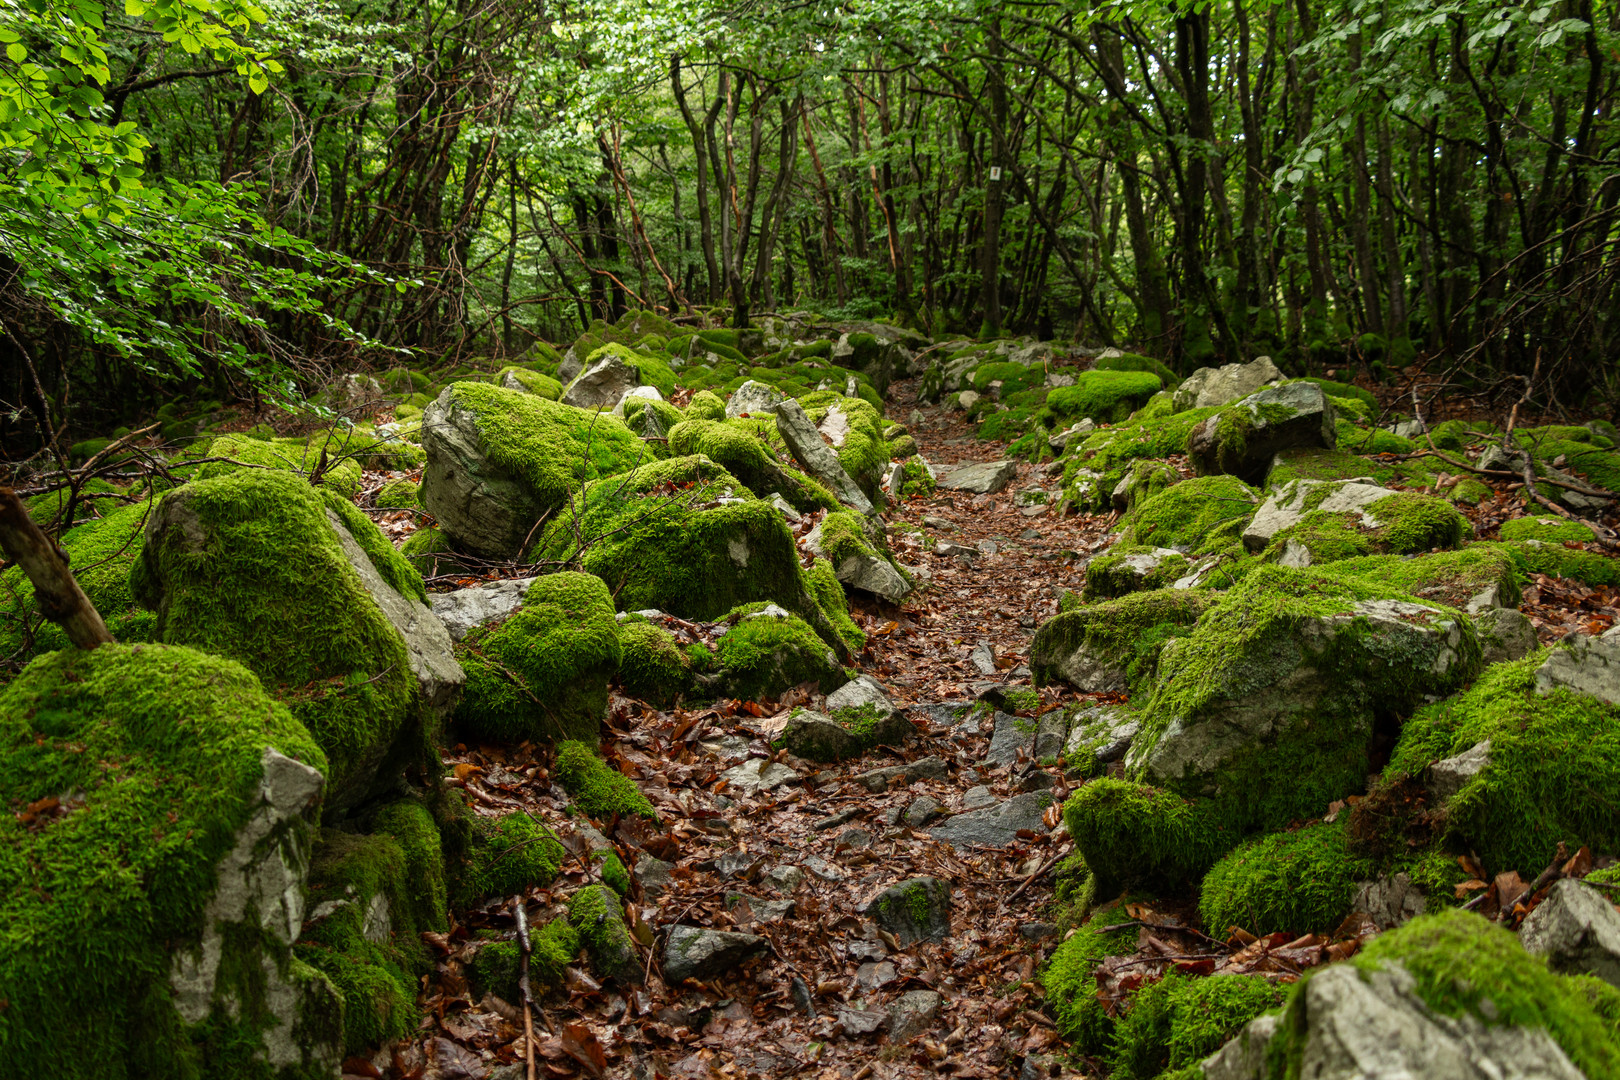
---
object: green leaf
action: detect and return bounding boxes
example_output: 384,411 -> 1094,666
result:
6,42 -> 26,63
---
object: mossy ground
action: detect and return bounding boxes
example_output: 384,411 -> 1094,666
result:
1043,902 -> 1141,1054
453,572 -> 621,745
1062,777 -> 1228,887
553,741 -> 658,822
1041,370 -> 1163,426
0,644 -> 328,1078
1110,972 -> 1284,1079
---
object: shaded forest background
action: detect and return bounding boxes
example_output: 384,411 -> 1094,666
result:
2,0 -> 1618,452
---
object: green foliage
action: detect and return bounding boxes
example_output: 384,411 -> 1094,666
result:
0,643 -> 328,1077
553,741 -> 658,822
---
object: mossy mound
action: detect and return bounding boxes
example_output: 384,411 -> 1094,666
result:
1499,514 -> 1594,544
616,618 -> 692,707
374,477 -> 421,509
453,572 -> 621,745
1122,475 -> 1259,553
1063,777 -> 1228,887
1060,406 -> 1223,512
1108,971 -> 1285,1080
533,456 -> 843,652
1041,370 -> 1163,426
796,391 -> 892,500
0,501 -> 157,668
713,605 -> 846,701
196,432 -> 364,498
1335,419 -> 1417,455
1031,589 -> 1215,697
1044,903 -> 1140,1053
805,557 -> 866,654
898,457 -> 936,498
452,812 -> 565,908
1080,546 -> 1192,601
1127,564 -> 1482,843
495,366 -> 563,399
1385,653 -> 1620,875
398,525 -> 465,577
24,477 -> 122,526
666,418 -> 835,511
580,342 -> 677,399
553,741 -> 658,822
621,395 -> 685,442
567,884 -> 639,983
1199,818 -> 1372,936
1498,538 -> 1620,586
132,469 -> 428,810
466,918 -> 578,1002
0,644 -> 335,1079
1093,352 -> 1180,390
1313,546 -> 1520,609
685,390 -> 727,421
1266,445 -> 1433,490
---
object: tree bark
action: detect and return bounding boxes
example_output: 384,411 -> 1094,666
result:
0,488 -> 114,650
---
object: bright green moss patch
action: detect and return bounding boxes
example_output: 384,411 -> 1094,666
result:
1031,589 -> 1215,696
1110,972 -> 1286,1080
1335,419 -> 1416,455
453,813 -> 565,908
685,390 -> 726,420
197,432 -> 364,498
320,490 -> 427,602
1349,909 -> 1620,1077
1499,515 -> 1594,544
1314,546 -> 1520,609
714,607 -> 845,700
1498,539 -> 1620,586
582,342 -> 676,398
1200,819 -> 1372,936
567,884 -> 639,983
553,741 -> 658,822
1061,406 -> 1222,512
1366,493 -> 1470,553
1266,445 -> 1433,490
374,477 -> 421,509
496,366 -> 563,399
0,501 -> 157,667
1123,475 -> 1258,553
616,619 -> 692,707
805,557 -> 865,653
1044,903 -> 1139,1053
0,644 -> 328,1078
467,917 -> 579,1001
453,572 -> 621,745
133,470 -> 419,807
797,391 -> 891,498
1386,653 -> 1620,874
1063,777 -> 1228,887
1042,370 -> 1163,426
1264,509 -> 1377,562
1081,546 -> 1191,601
1094,352 -> 1180,390
666,418 -> 831,511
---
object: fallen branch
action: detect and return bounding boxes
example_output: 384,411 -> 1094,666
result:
0,488 -> 114,650
514,897 -> 537,1080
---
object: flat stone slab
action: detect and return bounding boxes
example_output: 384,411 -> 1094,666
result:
983,712 -> 1034,766
927,791 -> 1053,849
719,758 -> 799,794
938,460 -> 1017,495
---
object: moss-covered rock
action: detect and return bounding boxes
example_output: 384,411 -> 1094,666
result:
1109,971 -> 1285,1080
805,557 -> 866,654
809,509 -> 912,604
533,456 -> 846,654
1246,479 -> 1471,562
1126,565 -> 1481,845
1499,538 -> 1620,586
616,618 -> 692,707
1186,382 -> 1337,484
796,390 -> 892,501
0,501 -> 157,668
195,432 -> 366,498
1041,370 -> 1163,426
452,813 -> 565,908
1081,546 -> 1193,601
1121,475 -> 1260,553
466,918 -> 578,1001
1044,903 -> 1139,1053
496,366 -> 563,399
453,572 -> 620,745
685,389 -> 727,421
1314,546 -> 1521,609
1060,406 -> 1222,512
666,418 -> 835,511
1031,589 -> 1215,696
1499,514 -> 1595,544
553,741 -> 658,822
712,604 -> 846,701
133,470 -> 457,813
420,382 -> 647,559
1200,818 -> 1373,936
1384,653 -> 1620,875
1062,777 -> 1228,887
568,884 -> 641,984
398,524 -> 466,577
0,644 -> 339,1079
1094,351 -> 1180,389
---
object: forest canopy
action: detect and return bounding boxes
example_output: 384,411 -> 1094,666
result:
1,0 -> 1617,451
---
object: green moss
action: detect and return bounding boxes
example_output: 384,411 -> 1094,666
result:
1062,406 -> 1222,512
666,419 -> 831,511
621,396 -> 684,443
319,490 -> 427,602
398,525 -> 463,577
1044,904 -> 1139,1053
495,366 -> 563,399
132,470 -> 421,805
1123,475 -> 1259,553
805,557 -> 866,653
715,607 -> 844,700
1514,426 -> 1620,492
1498,539 -> 1620,586
1335,419 -> 1417,455
374,477 -> 421,510
553,741 -> 658,822
532,456 -> 843,652
453,813 -> 564,908
616,619 -> 692,707
370,800 -> 447,933
1082,546 -> 1192,601
1041,370 -> 1163,427
0,501 -> 157,668
1200,819 -> 1372,936
1295,377 -> 1377,412
1314,546 -> 1520,609
467,917 -> 578,1001
567,884 -> 639,983
578,342 -> 677,399
1386,653 -> 1620,874
797,391 -> 892,499
1031,589 -> 1215,697
1499,515 -> 1594,544
0,644 -> 329,1078
1266,446 -> 1434,490
1063,778 -> 1228,887
1345,910 -> 1620,1077
1365,493 -> 1470,553
685,390 -> 726,420
1131,565 -> 1481,841
25,477 -> 121,526
196,433 -> 364,498
600,851 -> 631,896
1094,352 -> 1180,389
1264,509 -> 1378,563
1110,972 -> 1286,1079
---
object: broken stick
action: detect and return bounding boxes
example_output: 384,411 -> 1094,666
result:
0,487 -> 114,650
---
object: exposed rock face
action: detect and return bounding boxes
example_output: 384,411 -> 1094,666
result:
663,926 -> 767,984
1351,873 -> 1427,930
1171,356 -> 1283,412
887,990 -> 944,1042
1519,879 -> 1620,986
726,379 -> 785,418
429,577 -> 534,641
775,398 -> 874,514
1535,624 -> 1620,705
862,877 -> 951,945
1474,608 -> 1538,664
1187,382 -> 1337,483
561,352 -> 640,409
1204,961 -> 1584,1080
937,460 -> 1018,495
1427,740 -> 1491,803
928,791 -> 1053,849
1242,479 -> 1399,551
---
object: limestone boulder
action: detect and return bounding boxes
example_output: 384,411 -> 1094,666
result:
1187,382 -> 1337,484
1171,356 -> 1283,412
726,379 -> 785,418
937,459 -> 1018,495
1535,624 -> 1620,705
561,352 -> 640,409
1518,878 -> 1620,985
775,398 -> 874,514
1031,589 -> 1214,695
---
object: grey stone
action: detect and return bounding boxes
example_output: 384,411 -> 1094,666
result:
887,990 -> 943,1042
715,850 -> 763,879
928,791 -> 1053,849
1351,873 -> 1427,930
561,352 -> 639,409
1063,706 -> 1139,765
811,807 -> 861,831
850,755 -> 948,793
663,925 -> 766,984
1518,878 -> 1620,986
1242,478 -> 1399,552
557,346 -> 584,384
826,675 -> 899,722
862,877 -> 951,945
846,940 -> 886,962
954,389 -> 981,412
835,1006 -> 887,1036
777,708 -> 909,763
719,758 -> 800,794
1391,419 -> 1427,440
429,577 -> 534,641
1535,626 -> 1620,705
1049,419 -> 1095,454
935,539 -> 977,559
961,785 -> 997,811
169,749 -> 337,1075
1019,922 -> 1057,941
1172,356 -> 1284,412
800,854 -> 844,881
902,795 -> 947,827
836,826 -> 874,850
938,460 -> 1018,495
420,387 -> 551,559
1014,768 -> 1056,792
725,379 -> 785,418
969,642 -> 998,675
775,399 -> 873,514
855,960 -> 898,992
1187,382 -> 1337,483
1033,713 -> 1068,760
762,865 -> 804,892
725,893 -> 796,925
1428,741 -> 1491,804
634,855 -> 673,901
984,711 -> 1035,766
1204,961 -> 1583,1080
